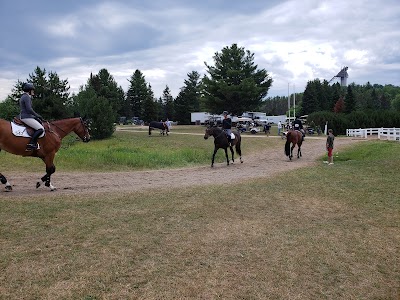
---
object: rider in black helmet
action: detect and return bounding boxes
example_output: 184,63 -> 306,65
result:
222,111 -> 232,145
19,83 -> 44,151
293,116 -> 305,141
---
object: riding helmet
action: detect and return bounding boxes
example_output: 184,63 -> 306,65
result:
22,82 -> 35,92
223,111 -> 228,115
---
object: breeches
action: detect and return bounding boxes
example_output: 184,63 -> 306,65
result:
21,118 -> 44,131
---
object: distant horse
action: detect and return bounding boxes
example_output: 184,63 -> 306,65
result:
0,117 -> 90,191
148,121 -> 169,136
285,130 -> 302,160
204,126 -> 243,167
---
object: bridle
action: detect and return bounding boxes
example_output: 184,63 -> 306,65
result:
47,118 -> 90,142
78,118 -> 90,142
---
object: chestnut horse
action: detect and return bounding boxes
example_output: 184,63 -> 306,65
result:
284,130 -> 303,160
204,126 -> 243,167
0,117 -> 90,191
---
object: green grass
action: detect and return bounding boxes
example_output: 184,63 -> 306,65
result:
0,126 -> 276,172
0,140 -> 399,299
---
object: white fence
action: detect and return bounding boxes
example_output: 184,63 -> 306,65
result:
346,128 -> 400,141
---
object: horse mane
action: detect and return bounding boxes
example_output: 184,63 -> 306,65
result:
209,126 -> 223,133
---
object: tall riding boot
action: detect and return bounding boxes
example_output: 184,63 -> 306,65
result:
26,129 -> 44,151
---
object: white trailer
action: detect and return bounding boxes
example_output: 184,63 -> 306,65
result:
241,112 -> 267,119
191,112 -> 212,125
265,115 -> 287,124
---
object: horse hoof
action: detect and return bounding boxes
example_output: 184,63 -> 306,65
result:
36,182 -> 41,189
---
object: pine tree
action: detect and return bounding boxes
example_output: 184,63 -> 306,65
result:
0,96 -> 19,120
73,87 -> 116,139
11,66 -> 71,120
301,80 -> 320,115
380,93 -> 391,110
161,86 -> 174,120
174,71 -> 201,124
126,70 -> 148,118
203,44 -> 272,114
88,68 -> 125,117
344,85 -> 356,113
141,84 -> 158,122
72,68 -> 122,139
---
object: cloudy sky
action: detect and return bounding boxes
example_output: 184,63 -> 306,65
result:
0,0 -> 399,102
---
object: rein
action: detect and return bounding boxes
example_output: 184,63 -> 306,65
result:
45,121 -> 64,139
46,118 -> 87,141
209,128 -> 230,141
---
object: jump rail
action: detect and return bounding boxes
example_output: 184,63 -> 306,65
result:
346,128 -> 400,141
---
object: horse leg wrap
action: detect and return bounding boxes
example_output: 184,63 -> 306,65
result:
41,174 -> 48,182
42,166 -> 56,187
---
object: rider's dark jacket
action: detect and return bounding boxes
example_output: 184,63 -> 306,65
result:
19,93 -> 40,119
293,119 -> 303,130
222,118 -> 232,130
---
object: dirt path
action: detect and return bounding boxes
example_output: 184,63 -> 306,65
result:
2,136 -> 362,197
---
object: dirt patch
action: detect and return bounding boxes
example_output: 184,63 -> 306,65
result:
2,136 -> 362,197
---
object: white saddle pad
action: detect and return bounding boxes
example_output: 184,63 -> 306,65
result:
11,122 -> 45,138
230,133 -> 235,139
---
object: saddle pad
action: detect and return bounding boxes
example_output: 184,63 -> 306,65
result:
11,122 -> 45,138
230,133 -> 235,139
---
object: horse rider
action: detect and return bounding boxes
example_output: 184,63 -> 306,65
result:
19,83 -> 44,151
293,116 -> 305,141
222,111 -> 232,145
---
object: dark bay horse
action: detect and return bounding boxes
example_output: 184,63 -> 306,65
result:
0,117 -> 90,191
148,121 -> 169,136
204,126 -> 243,167
285,130 -> 302,160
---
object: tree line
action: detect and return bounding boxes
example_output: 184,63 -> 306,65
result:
0,44 -> 272,139
1,43 -> 399,138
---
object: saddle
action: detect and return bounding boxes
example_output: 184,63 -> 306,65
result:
225,132 -> 235,140
12,117 -> 45,138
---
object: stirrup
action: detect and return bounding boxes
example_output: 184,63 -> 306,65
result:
26,143 -> 39,151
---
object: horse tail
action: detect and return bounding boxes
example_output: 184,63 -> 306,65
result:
235,133 -> 241,155
285,132 -> 291,156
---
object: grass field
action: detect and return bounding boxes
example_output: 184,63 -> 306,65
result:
0,126 -> 275,172
0,127 -> 399,299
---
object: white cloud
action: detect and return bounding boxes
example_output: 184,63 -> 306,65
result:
46,16 -> 80,37
0,0 -> 399,102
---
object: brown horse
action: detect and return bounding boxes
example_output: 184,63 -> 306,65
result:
204,126 -> 243,167
285,130 -> 303,160
0,117 -> 90,191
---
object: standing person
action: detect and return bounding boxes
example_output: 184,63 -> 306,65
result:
326,129 -> 335,165
222,111 -> 232,145
263,123 -> 271,136
166,118 -> 172,130
277,121 -> 282,136
19,83 -> 44,151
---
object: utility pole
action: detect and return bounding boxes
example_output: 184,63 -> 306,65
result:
293,84 -> 296,118
287,83 -> 290,121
